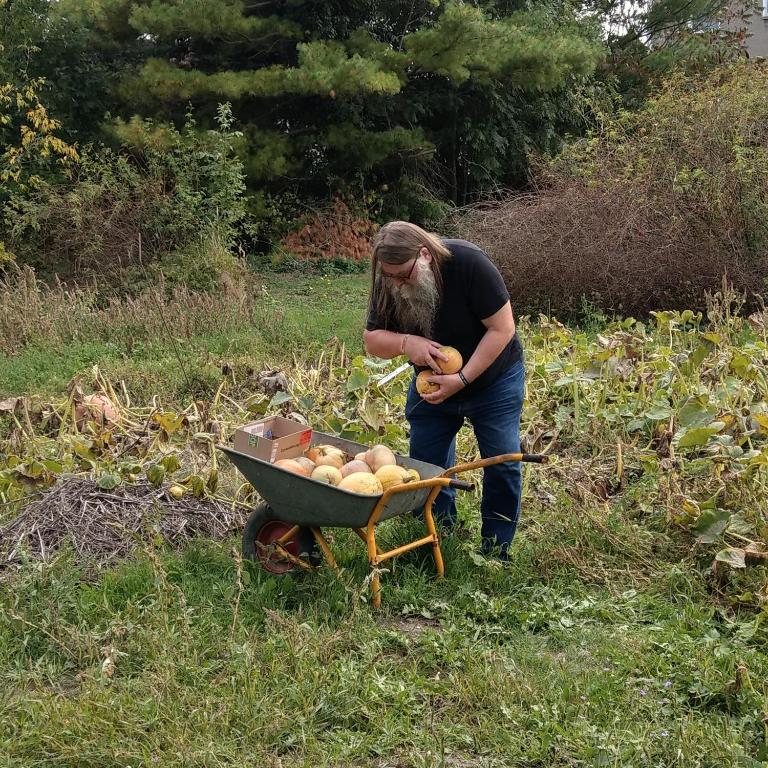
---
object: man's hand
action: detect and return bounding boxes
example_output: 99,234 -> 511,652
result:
404,336 -> 449,373
421,373 -> 465,404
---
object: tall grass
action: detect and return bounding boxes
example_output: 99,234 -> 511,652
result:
0,265 -> 259,355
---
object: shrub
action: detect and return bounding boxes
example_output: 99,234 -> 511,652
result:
5,104 -> 247,285
456,63 -> 768,318
0,77 -> 80,268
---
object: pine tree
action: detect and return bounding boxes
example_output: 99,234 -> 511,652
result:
57,0 -> 604,205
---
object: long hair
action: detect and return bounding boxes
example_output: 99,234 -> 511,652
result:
368,221 -> 450,330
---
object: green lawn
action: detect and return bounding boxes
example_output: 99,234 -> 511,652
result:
2,515 -> 765,767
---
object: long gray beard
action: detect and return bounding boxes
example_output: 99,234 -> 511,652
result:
388,265 -> 440,338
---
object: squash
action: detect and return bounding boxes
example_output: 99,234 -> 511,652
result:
375,464 -> 412,491
416,370 -> 439,395
338,472 -> 383,495
306,444 -> 346,468
311,465 -> 342,486
364,444 -> 397,473
437,346 -> 463,375
75,393 -> 119,430
340,459 -> 372,477
294,456 -> 316,474
274,459 -> 310,476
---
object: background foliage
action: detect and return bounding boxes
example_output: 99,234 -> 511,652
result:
0,0 -> 755,301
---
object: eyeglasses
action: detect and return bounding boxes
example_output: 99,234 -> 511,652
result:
379,256 -> 419,282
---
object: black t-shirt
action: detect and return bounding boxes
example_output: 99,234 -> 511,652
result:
366,239 -> 523,396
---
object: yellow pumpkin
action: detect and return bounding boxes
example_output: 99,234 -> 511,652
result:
375,464 -> 412,491
311,465 -> 342,486
404,468 -> 421,483
338,472 -> 383,495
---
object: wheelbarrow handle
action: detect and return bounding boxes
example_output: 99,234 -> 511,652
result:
448,479 -> 475,492
441,452 -> 550,478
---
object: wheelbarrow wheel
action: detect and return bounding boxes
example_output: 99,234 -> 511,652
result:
242,503 -> 321,574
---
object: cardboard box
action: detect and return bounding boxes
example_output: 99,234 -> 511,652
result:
233,416 -> 313,463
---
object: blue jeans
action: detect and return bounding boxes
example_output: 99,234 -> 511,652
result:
405,360 -> 525,559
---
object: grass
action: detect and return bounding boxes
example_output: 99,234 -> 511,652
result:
1,270 -> 768,766
2,516 -> 765,767
0,272 -> 369,400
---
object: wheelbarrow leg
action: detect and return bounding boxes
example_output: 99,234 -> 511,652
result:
423,496 -> 445,579
365,525 -> 382,609
362,480 -> 452,609
353,527 -> 383,557
310,527 -> 338,571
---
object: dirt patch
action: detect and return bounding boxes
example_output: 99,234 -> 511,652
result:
387,616 -> 443,637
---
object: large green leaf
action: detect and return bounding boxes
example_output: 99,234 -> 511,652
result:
688,342 -> 711,369
678,396 -> 718,428
751,409 -> 768,435
727,513 -> 753,537
152,411 -> 186,436
159,453 -> 181,474
145,463 -> 166,487
676,422 -> 724,448
297,395 -> 315,412
645,402 -> 672,421
245,395 -> 269,415
730,351 -> 753,379
359,399 -> 385,431
346,368 -> 369,392
15,460 -> 47,480
97,473 -> 121,490
269,390 -> 293,407
693,508 -> 730,543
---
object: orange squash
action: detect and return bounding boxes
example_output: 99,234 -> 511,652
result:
416,371 -> 439,395
274,459 -> 310,476
437,346 -> 463,375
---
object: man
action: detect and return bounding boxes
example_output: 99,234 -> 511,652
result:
363,221 -> 525,559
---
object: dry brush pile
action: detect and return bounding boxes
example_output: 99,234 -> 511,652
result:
457,63 -> 768,317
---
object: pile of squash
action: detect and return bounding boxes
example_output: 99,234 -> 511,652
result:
274,444 -> 419,495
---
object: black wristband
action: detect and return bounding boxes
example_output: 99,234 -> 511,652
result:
458,370 -> 470,387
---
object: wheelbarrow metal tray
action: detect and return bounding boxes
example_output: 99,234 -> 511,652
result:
220,431 -> 444,528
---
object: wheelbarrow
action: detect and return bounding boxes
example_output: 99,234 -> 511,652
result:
220,431 -> 547,608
